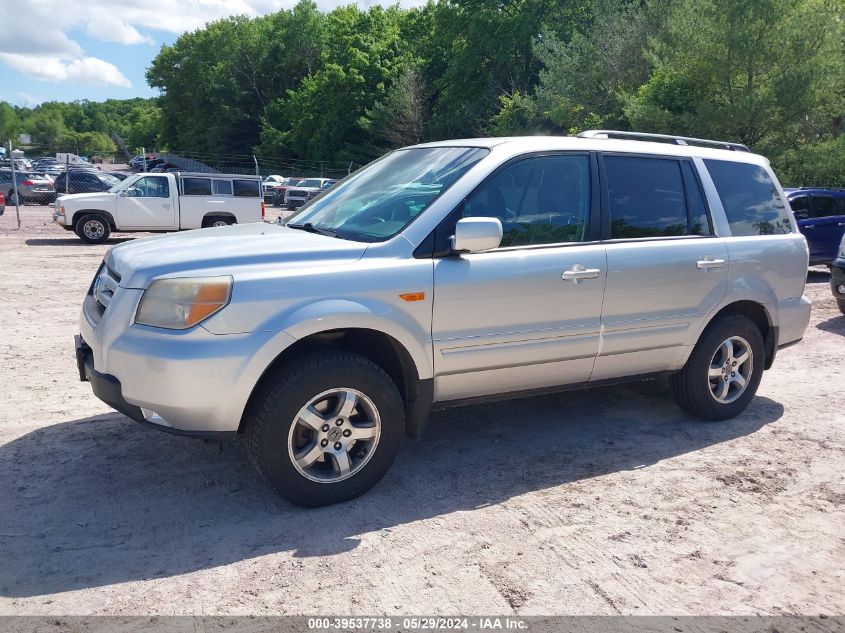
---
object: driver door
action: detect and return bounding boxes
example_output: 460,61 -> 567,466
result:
431,153 -> 606,401
117,175 -> 176,229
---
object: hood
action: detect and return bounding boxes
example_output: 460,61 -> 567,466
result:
107,222 -> 368,289
58,191 -> 114,204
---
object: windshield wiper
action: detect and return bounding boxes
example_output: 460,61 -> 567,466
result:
286,222 -> 345,239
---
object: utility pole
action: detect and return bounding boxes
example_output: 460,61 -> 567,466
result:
8,140 -> 21,229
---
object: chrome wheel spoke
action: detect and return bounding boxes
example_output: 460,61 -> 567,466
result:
336,391 -> 358,419
330,449 -> 352,476
720,339 -> 734,360
716,378 -> 730,401
734,349 -> 750,367
708,365 -> 723,378
295,442 -> 324,469
349,423 -> 378,441
298,406 -> 326,431
733,373 -> 747,389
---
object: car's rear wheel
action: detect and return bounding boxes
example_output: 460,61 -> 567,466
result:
203,215 -> 235,228
6,190 -> 18,205
837,299 -> 845,315
244,351 -> 404,507
75,214 -> 111,244
671,314 -> 764,421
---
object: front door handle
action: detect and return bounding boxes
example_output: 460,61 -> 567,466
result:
838,222 -> 845,227
804,224 -> 815,229
696,257 -> 726,270
562,264 -> 601,283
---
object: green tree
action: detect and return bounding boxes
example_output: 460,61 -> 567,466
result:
625,0 -> 845,150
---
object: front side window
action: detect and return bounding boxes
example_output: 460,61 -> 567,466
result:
182,178 -> 212,196
605,156 -> 710,238
286,147 -> 489,242
126,176 -> 170,198
233,180 -> 260,197
704,160 -> 792,236
459,154 -> 590,246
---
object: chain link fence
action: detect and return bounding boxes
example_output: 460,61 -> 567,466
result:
2,146 -> 362,209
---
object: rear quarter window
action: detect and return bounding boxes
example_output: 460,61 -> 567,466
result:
182,178 -> 212,196
233,180 -> 260,198
704,160 -> 793,236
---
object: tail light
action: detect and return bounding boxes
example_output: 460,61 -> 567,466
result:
261,201 -> 266,218
22,180 -> 33,186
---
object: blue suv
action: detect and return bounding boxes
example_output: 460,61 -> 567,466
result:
784,188 -> 845,265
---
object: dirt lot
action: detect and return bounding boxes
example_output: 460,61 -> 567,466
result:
1,203 -> 843,616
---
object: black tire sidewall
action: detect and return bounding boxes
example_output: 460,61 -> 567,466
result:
837,299 -> 845,315
75,214 -> 110,244
677,315 -> 765,421
248,352 -> 405,507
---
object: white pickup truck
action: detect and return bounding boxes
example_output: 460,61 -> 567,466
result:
54,171 -> 265,243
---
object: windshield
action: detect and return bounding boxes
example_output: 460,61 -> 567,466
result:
286,147 -> 489,242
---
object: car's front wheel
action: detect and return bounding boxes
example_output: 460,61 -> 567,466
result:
244,351 -> 405,507
75,214 -> 111,244
671,314 -> 764,421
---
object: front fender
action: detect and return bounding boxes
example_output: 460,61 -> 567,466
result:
278,299 -> 434,380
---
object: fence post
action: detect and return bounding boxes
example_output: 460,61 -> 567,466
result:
65,154 -> 69,194
253,154 -> 260,178
141,146 -> 146,173
348,161 -> 353,175
8,140 -> 21,229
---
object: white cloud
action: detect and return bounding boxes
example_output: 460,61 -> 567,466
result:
85,16 -> 154,46
0,53 -> 131,88
0,0 -> 425,90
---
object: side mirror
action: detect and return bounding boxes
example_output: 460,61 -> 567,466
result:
451,217 -> 503,254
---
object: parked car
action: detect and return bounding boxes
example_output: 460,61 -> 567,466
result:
0,170 -> 56,204
262,175 -> 286,199
55,171 -> 264,243
283,177 -> 336,209
270,177 -> 304,206
52,170 -> 122,195
784,188 -> 845,265
831,234 -> 845,315
0,192 -> 5,215
74,131 -> 811,507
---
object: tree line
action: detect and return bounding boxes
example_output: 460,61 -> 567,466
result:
3,0 -> 844,185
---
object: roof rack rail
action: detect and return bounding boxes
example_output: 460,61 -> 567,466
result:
797,186 -> 845,192
577,130 -> 750,152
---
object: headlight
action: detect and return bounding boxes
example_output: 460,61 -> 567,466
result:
135,276 -> 232,330
839,238 -> 845,258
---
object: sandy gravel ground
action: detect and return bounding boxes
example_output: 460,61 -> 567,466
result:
0,202 -> 843,616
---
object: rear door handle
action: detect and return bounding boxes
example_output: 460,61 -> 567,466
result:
562,264 -> 601,283
696,257 -> 726,270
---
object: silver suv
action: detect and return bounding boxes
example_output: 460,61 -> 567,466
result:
75,131 -> 811,507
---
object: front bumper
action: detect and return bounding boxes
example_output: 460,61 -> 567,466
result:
76,334 -> 238,441
831,258 -> 845,301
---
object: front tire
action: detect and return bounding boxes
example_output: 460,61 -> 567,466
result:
671,314 -> 764,421
244,351 -> 405,507
75,214 -> 111,244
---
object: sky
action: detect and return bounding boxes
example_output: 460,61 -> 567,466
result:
0,0 -> 421,107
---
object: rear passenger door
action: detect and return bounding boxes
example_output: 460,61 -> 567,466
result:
592,154 -> 729,381
804,196 -> 845,263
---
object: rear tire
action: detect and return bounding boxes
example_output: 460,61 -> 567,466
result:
837,299 -> 845,315
244,351 -> 404,507
203,215 -> 235,228
671,314 -> 764,421
75,214 -> 111,244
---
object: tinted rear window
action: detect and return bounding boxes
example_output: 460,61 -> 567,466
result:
704,160 -> 792,236
182,178 -> 212,196
233,180 -> 260,197
605,156 -> 711,238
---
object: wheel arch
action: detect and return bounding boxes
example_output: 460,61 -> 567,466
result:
697,300 -> 777,370
202,212 -> 236,227
71,209 -> 117,229
238,326 -> 433,439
